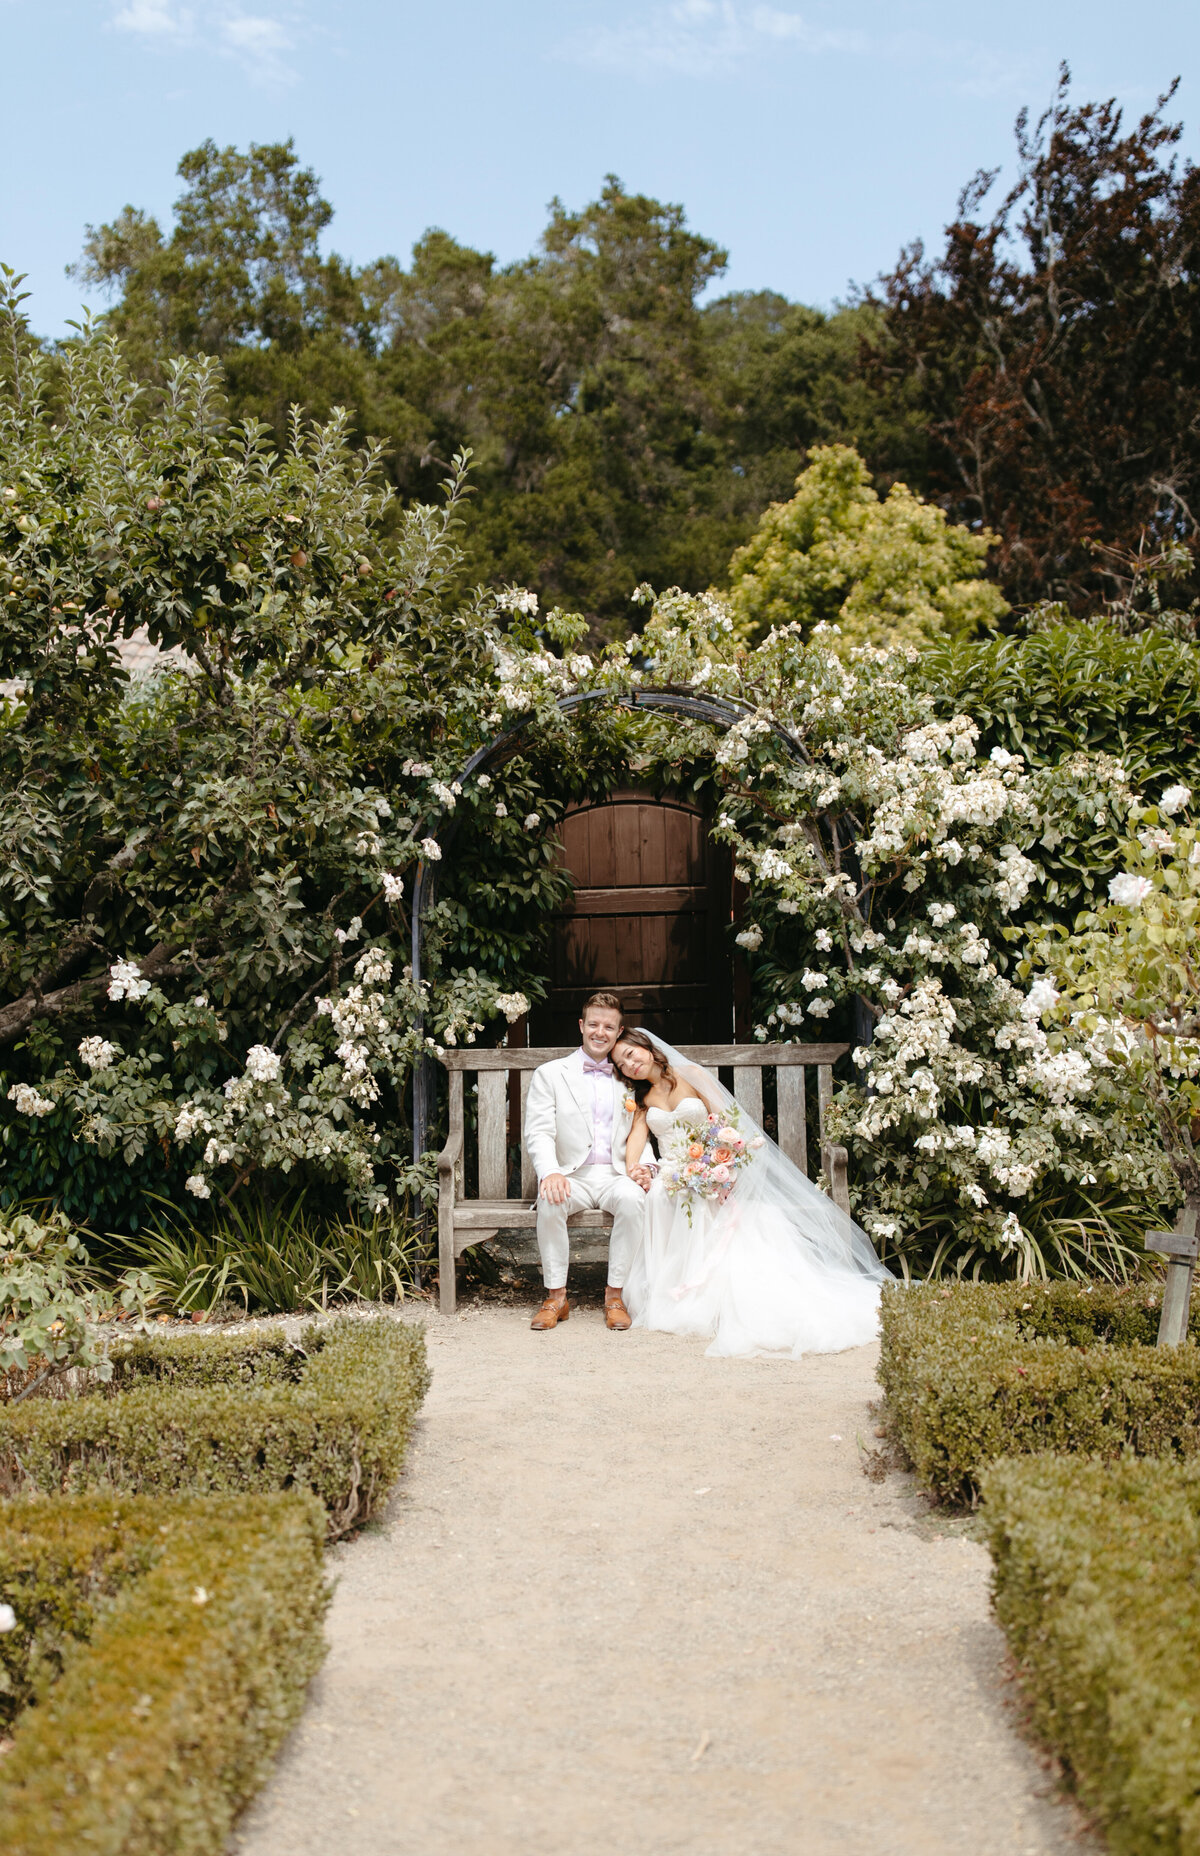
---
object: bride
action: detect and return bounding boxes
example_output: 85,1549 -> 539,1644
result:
612,1029 -> 889,1359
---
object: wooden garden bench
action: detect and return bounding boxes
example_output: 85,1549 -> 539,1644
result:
435,1042 -> 852,1315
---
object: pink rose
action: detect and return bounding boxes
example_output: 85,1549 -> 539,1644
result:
711,1164 -> 730,1183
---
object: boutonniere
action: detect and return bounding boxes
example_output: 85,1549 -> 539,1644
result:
623,1095 -> 636,1114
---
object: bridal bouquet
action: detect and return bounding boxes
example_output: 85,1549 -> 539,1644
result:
661,1108 -> 763,1222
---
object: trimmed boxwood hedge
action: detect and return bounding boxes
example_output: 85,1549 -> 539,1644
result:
879,1280 -> 1200,1505
0,1490 -> 327,1856
982,1454 -> 1200,1856
0,1315 -> 430,1537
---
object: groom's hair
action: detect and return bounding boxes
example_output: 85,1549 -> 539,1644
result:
581,990 -> 622,1019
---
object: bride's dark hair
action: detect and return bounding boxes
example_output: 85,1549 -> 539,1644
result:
613,1028 -> 675,1106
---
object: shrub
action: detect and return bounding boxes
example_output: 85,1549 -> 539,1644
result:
926,624 -> 1200,796
981,1453 -> 1200,1855
879,1279 -> 1200,1504
0,1314 -> 430,1537
0,1490 -> 327,1856
1,1204 -> 154,1402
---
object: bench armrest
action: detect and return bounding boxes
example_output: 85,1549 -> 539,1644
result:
435,1126 -> 464,1175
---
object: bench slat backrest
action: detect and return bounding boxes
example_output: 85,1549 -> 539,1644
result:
519,1071 -> 536,1198
476,1071 -> 508,1198
439,1042 -> 849,1205
733,1067 -> 763,1125
776,1066 -> 807,1176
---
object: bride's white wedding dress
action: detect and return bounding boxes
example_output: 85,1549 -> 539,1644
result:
622,1090 -> 885,1360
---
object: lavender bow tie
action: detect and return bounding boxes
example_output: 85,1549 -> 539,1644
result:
582,1057 -> 613,1076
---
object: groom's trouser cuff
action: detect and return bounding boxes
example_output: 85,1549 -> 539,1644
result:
536,1166 -> 644,1289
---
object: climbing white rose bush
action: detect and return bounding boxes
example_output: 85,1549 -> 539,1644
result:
581,589 -> 1172,1276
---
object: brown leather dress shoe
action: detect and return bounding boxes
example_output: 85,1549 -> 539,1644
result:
604,1289 -> 632,1331
531,1293 -> 569,1331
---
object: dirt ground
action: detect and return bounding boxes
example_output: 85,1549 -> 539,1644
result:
230,1283 -> 1096,1856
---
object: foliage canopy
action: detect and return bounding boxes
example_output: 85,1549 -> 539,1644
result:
870,67 -> 1200,615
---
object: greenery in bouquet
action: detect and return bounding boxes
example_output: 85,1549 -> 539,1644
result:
661,1106 -> 764,1222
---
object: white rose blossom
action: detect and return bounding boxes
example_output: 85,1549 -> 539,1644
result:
420,838 -> 442,862
495,587 -> 539,616
7,1082 -> 54,1117
1160,784 -> 1191,816
1020,978 -> 1060,1023
108,959 -> 150,1002
999,1212 -> 1025,1250
1108,872 -> 1153,907
244,1045 -> 282,1084
78,1036 -> 118,1073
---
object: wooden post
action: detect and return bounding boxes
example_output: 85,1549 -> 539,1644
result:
1145,1202 -> 1200,1347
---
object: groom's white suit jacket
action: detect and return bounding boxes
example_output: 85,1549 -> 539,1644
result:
523,1051 -> 634,1182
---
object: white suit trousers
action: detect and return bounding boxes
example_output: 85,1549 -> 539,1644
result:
536,1164 -> 646,1290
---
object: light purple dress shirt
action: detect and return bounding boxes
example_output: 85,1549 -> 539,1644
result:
578,1047 -> 615,1167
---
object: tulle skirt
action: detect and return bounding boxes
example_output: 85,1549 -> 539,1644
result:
623,1178 -> 881,1360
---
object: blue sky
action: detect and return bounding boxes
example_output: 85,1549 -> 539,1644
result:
4,1 -> 1200,338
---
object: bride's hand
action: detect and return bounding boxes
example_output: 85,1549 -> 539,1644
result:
628,1163 -> 654,1192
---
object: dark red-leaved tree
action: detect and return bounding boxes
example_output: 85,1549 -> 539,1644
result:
869,67 -> 1200,614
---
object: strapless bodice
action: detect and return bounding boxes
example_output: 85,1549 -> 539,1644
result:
645,1096 -> 707,1140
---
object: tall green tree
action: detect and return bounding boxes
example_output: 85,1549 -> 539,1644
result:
74,150 -> 908,633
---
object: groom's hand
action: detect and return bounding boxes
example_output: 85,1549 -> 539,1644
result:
539,1172 -> 572,1204
629,1165 -> 654,1192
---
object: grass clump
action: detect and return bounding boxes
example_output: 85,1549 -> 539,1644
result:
0,1315 -> 430,1537
127,1193 -> 421,1315
879,1279 -> 1200,1504
0,1490 -> 327,1856
982,1454 -> 1200,1855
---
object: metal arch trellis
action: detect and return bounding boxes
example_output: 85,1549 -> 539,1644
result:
409,684 -> 812,1165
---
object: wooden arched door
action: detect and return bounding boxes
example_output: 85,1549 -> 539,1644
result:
529,789 -> 734,1045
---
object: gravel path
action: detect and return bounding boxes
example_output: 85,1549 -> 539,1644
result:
231,1297 -> 1095,1856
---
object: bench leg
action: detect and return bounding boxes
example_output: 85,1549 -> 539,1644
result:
437,1193 -> 457,1317
822,1142 -> 851,1218
1158,1256 -> 1195,1347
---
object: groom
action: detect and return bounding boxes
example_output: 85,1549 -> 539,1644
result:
522,991 -> 652,1332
